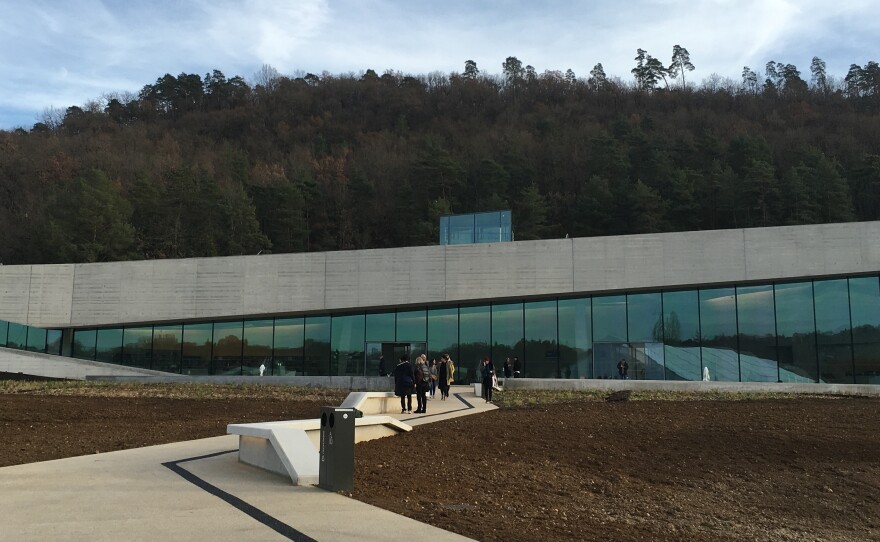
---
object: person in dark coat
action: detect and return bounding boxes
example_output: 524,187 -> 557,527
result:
503,357 -> 513,382
393,355 -> 415,413
481,357 -> 495,403
378,355 -> 387,377
437,356 -> 450,400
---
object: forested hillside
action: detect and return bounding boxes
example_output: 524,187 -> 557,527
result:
1,55 -> 879,265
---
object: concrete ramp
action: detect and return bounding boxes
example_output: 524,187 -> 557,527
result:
0,347 -> 171,380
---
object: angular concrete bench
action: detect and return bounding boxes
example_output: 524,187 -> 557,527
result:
227,393 -> 411,485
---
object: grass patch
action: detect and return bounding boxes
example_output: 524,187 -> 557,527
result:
0,380 -> 348,402
492,388 -> 858,408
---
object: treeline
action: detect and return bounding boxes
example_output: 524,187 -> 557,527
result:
1,55 -> 879,265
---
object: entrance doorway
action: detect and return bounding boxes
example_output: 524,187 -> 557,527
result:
593,342 -> 665,380
365,342 -> 427,376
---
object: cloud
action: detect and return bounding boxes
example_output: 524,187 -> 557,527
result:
1,0 -> 879,128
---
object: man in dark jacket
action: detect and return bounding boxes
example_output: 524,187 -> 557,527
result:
393,355 -> 415,414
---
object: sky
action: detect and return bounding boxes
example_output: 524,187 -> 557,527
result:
1,0 -> 879,129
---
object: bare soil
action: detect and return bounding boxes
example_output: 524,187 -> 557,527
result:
1,380 -> 878,541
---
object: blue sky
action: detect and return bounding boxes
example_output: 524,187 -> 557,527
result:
2,0 -> 879,129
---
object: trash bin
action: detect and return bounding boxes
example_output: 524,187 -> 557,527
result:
318,406 -> 359,491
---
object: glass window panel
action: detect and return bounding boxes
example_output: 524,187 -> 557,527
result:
72,329 -> 97,360
736,285 -> 778,382
627,293 -> 664,380
25,327 -> 47,353
213,321 -> 243,375
396,309 -> 426,342
96,328 -> 123,364
774,282 -> 818,382
559,297 -> 592,379
448,214 -> 474,245
366,312 -> 396,342
304,316 -> 330,376
182,323 -> 213,375
46,329 -> 63,356
850,276 -> 880,384
814,279 -> 853,383
593,295 -> 627,342
492,302 -> 523,378
475,211 -> 502,243
524,300 -> 557,378
499,210 -> 512,242
122,327 -> 153,369
699,288 -> 739,382
662,290 -> 701,381
0,321 -> 7,347
243,320 -> 274,376
439,216 -> 450,245
427,307 -> 458,366
6,322 -> 27,349
153,325 -> 182,373
459,305 -> 490,384
274,318 -> 305,376
331,314 -> 365,376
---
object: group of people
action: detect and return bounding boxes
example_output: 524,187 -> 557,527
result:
392,353 -> 455,414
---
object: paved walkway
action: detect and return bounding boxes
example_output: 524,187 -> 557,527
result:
0,386 -> 495,542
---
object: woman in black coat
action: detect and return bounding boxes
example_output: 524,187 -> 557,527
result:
393,355 -> 415,414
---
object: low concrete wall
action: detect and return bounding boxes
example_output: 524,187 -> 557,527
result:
503,378 -> 880,396
87,374 -> 396,390
0,348 -> 169,380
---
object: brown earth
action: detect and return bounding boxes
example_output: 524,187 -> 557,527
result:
1,382 -> 878,541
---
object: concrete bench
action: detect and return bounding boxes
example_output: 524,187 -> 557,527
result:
227,392 -> 412,485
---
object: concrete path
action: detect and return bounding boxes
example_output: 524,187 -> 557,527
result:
0,385 -> 492,542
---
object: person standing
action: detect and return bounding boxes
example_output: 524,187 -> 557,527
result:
437,355 -> 450,400
617,358 -> 629,380
481,357 -> 495,403
394,355 -> 415,414
414,355 -> 430,413
378,354 -> 387,377
429,358 -> 438,398
503,357 -> 512,383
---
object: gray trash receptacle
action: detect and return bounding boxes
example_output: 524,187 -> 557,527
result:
318,406 -> 357,491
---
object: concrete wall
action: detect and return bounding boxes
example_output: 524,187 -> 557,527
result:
1,221 -> 878,328
503,378 -> 880,396
0,347 -> 171,380
88,375 -> 396,391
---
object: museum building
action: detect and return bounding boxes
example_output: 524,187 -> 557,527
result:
1,220 -> 878,384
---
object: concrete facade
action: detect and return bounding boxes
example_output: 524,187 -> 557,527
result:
1,221 -> 878,329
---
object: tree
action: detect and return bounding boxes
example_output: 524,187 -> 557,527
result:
588,63 -> 607,89
253,64 -> 281,92
632,49 -> 667,90
463,60 -> 479,79
502,56 -> 524,87
564,69 -> 576,85
669,45 -> 695,88
810,56 -> 828,95
741,66 -> 759,94
514,183 -> 549,240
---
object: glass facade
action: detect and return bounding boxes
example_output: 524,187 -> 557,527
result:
439,211 -> 513,245
4,273 -> 880,384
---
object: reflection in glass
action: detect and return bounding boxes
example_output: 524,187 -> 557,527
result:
331,314 -> 365,376
73,329 -> 97,360
492,302 -> 523,377
427,308 -> 458,366
182,323 -> 213,375
396,310 -> 426,342
46,329 -> 63,356
775,282 -> 817,382
153,325 -> 182,373
274,318 -> 304,375
662,290 -> 701,380
304,316 -> 330,375
558,297 -> 592,379
366,312 -> 395,342
123,327 -> 153,369
25,327 -> 47,353
699,288 -> 739,381
96,328 -> 123,364
736,285 -> 777,382
213,321 -> 243,375
459,305 -> 490,384
243,320 -> 274,375
6,322 -> 27,349
627,293 -> 664,379
448,214 -> 475,245
814,279 -> 853,383
593,296 -> 627,342
850,276 -> 880,384
524,300 -> 557,378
